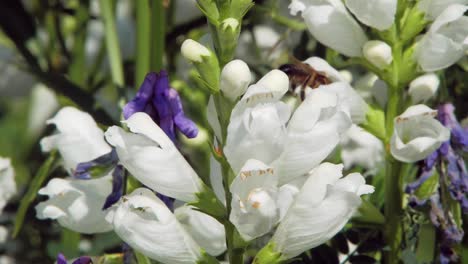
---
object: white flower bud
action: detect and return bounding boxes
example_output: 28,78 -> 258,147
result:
221,18 -> 239,31
408,73 -> 440,103
220,60 -> 252,101
390,104 -> 450,163
363,40 -> 393,69
181,39 -> 211,63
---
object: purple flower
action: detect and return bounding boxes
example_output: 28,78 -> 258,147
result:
56,253 -> 93,264
74,149 -> 118,179
123,71 -> 198,141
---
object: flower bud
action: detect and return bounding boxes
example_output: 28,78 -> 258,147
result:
181,39 -> 211,63
363,40 -> 393,69
390,104 -> 450,162
181,39 -> 220,93
220,59 -> 252,101
408,73 -> 440,103
221,18 -> 240,31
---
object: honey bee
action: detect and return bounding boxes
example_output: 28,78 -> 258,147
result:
279,57 -> 332,100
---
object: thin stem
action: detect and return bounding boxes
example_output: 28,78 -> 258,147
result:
135,0 -> 151,87
151,0 -> 166,72
99,0 -> 124,87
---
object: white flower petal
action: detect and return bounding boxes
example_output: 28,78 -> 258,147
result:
345,0 -> 397,30
408,73 -> 440,103
175,205 -> 226,256
341,125 -> 384,171
40,107 -> 111,174
390,105 -> 450,162
416,4 -> 468,71
303,57 -> 347,82
302,3 -> 368,57
271,163 -> 373,258
229,159 -> 279,241
106,188 -> 201,264
418,0 -> 468,20
105,113 -> 203,202
35,176 -> 113,234
0,158 -> 15,212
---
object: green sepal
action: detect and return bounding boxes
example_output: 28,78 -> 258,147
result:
400,5 -> 429,44
194,50 -> 221,93
196,0 -> 220,25
414,170 -> 439,200
213,21 -> 241,67
97,253 -> 125,264
361,104 -> 386,142
399,45 -> 418,86
253,242 -> 286,264
189,183 -> 226,220
230,0 -> 254,20
352,200 -> 385,226
196,250 -> 220,264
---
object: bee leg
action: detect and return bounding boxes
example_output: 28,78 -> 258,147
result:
300,75 -> 311,101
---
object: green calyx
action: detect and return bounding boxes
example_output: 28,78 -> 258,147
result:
189,183 -> 226,220
253,242 -> 285,264
362,104 -> 386,142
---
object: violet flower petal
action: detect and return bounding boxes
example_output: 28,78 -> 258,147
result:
153,70 -> 176,140
167,88 -> 198,138
123,73 -> 157,119
102,164 -> 124,210
74,149 -> 118,179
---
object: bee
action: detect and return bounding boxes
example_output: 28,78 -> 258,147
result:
279,57 -> 332,100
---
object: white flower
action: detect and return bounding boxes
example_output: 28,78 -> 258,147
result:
270,163 -> 374,259
408,73 -> 440,103
105,112 -> 204,202
302,57 -> 369,123
344,0 -> 397,30
229,159 -> 279,240
362,40 -> 393,69
353,73 -> 388,108
416,4 -> 468,71
418,0 -> 468,20
40,107 -> 111,174
181,39 -> 211,63
224,70 -> 291,173
175,205 -> 226,256
390,104 -> 450,162
225,68 -> 352,185
106,188 -> 202,264
0,158 -> 15,212
35,176 -> 113,234
341,125 -> 384,171
220,60 -> 252,101
292,0 -> 368,57
27,84 -> 58,137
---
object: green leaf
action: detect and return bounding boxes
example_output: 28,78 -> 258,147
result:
415,224 -> 435,263
13,151 -> 59,237
414,170 -> 439,200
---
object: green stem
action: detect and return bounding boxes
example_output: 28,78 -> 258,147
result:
383,41 -> 404,263
151,0 -> 166,72
135,0 -> 151,87
99,0 -> 124,87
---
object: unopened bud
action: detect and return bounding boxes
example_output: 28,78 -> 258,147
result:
221,18 -> 240,31
363,40 -> 393,69
220,60 -> 252,101
408,73 -> 439,103
181,39 -> 211,63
